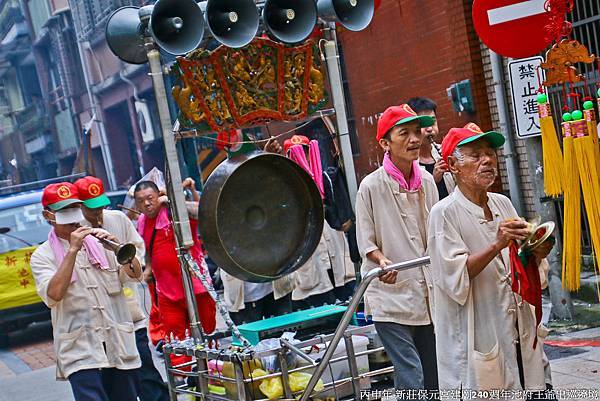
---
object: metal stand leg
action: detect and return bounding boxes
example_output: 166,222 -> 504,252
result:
146,44 -> 208,401
344,334 -> 361,398
163,347 -> 179,401
234,361 -> 248,401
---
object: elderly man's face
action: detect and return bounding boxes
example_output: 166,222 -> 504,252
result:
81,205 -> 104,227
379,121 -> 423,163
448,139 -> 498,189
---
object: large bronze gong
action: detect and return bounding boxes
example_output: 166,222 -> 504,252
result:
198,151 -> 324,283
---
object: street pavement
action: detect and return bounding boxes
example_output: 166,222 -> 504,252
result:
545,327 -> 600,398
1,296 -> 598,401
0,319 -> 170,401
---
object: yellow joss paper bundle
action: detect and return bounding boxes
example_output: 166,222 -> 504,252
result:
587,99 -> 600,157
537,94 -> 564,197
581,101 -> 600,219
571,106 -> 600,296
560,115 -> 581,290
590,97 -> 600,297
571,110 -> 600,294
571,112 -> 600,234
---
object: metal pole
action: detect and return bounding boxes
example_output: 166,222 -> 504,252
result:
490,50 -> 525,216
324,27 -> 358,209
146,44 -> 201,340
146,48 -> 194,246
163,345 -> 179,401
343,334 -> 361,398
146,44 -> 210,401
299,256 -> 431,401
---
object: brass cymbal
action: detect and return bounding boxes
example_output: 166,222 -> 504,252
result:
520,221 -> 555,253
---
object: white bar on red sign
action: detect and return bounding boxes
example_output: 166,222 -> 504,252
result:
488,0 -> 547,26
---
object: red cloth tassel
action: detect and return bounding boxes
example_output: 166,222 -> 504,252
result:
509,243 -> 542,349
216,130 -> 238,151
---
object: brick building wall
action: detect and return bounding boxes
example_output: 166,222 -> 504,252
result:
338,0 -> 496,184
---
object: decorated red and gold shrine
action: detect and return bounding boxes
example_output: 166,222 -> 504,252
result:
171,37 -> 328,133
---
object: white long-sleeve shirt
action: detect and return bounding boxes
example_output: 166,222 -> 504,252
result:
428,187 -> 550,395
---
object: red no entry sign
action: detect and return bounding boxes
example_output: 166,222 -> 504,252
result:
473,0 -> 561,58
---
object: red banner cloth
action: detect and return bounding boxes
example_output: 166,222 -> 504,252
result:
509,243 -> 542,349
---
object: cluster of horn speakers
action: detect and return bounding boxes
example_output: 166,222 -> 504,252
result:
105,1 -> 375,282
106,0 -> 374,64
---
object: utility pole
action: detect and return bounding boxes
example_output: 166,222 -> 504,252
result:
490,51 -> 525,216
527,138 -> 573,320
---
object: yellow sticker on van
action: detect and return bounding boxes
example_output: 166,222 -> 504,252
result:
0,246 -> 42,310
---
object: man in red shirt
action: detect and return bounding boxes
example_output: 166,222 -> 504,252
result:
134,180 -> 216,366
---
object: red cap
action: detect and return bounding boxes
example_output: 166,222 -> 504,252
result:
284,135 -> 310,154
74,176 -> 111,209
441,123 -> 505,162
376,104 -> 435,141
42,182 -> 82,211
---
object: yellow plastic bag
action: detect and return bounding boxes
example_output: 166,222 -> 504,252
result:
251,368 -> 268,379
207,384 -> 226,395
258,371 -> 325,399
221,359 -> 263,398
288,372 -> 324,393
259,377 -> 284,400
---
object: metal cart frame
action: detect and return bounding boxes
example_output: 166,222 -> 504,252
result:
163,256 -> 430,400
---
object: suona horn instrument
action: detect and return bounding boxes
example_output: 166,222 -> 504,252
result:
94,235 -> 137,265
81,226 -> 137,265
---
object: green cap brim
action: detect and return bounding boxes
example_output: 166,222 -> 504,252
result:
394,115 -> 436,129
48,198 -> 82,211
458,131 -> 505,149
82,194 -> 111,209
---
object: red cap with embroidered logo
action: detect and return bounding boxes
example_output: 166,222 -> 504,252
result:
441,123 -> 505,162
42,182 -> 82,211
284,135 -> 310,154
74,176 -> 111,209
376,104 -> 435,141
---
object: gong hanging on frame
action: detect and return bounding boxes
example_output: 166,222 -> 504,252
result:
198,151 -> 324,283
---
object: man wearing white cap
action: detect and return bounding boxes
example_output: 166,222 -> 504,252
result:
75,176 -> 170,401
30,182 -> 143,401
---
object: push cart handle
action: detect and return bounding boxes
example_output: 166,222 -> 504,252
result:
298,256 -> 431,401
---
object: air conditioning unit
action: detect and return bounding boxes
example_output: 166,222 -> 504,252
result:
135,100 -> 155,143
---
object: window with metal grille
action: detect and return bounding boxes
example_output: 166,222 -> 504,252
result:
70,0 -> 146,41
0,83 -> 14,138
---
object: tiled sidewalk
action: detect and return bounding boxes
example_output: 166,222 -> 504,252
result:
10,341 -> 55,371
0,321 -> 55,378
